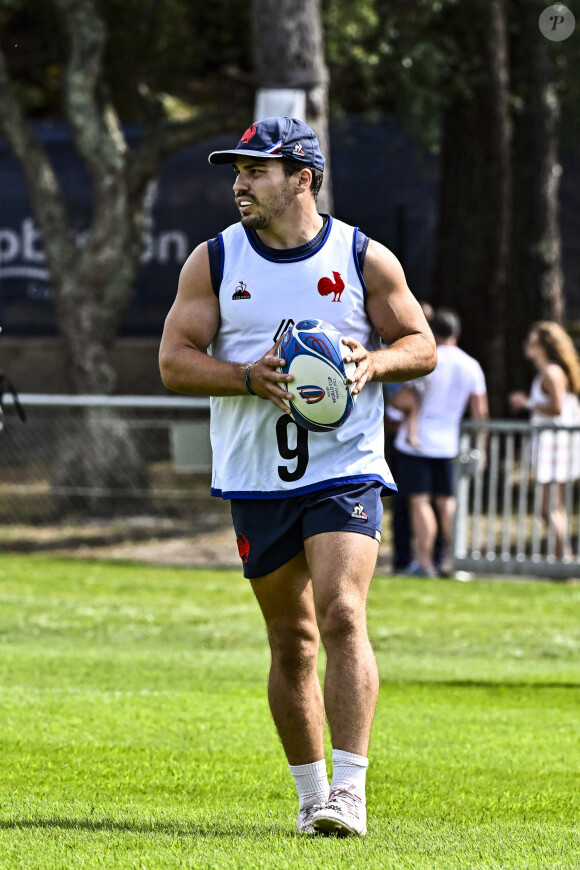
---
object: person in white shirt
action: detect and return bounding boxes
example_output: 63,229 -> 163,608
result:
390,308 -> 488,576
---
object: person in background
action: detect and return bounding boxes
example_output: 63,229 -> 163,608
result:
384,301 -> 434,572
508,321 -> 580,559
390,308 -> 488,577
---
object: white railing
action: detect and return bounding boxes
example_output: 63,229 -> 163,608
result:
2,397 -> 579,579
455,419 -> 580,579
4,393 -> 210,408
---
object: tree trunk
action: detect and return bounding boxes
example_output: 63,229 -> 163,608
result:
50,406 -> 149,519
432,0 -> 511,416
507,0 -> 563,389
251,0 -> 333,214
483,0 -> 512,415
0,0 -> 242,516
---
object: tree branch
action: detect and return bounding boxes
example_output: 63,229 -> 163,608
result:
0,45 -> 78,273
52,0 -> 126,178
49,0 -> 130,286
128,108 -> 248,201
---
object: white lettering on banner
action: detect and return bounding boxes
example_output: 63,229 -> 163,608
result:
0,228 -> 20,261
26,282 -> 52,300
0,217 -> 190,299
0,219 -> 50,284
23,218 -> 45,262
140,230 -> 188,264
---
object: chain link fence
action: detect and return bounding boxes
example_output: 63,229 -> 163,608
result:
2,396 -> 580,579
0,394 -> 232,549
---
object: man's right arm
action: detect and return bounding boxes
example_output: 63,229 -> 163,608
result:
159,243 -> 245,396
159,242 -> 294,411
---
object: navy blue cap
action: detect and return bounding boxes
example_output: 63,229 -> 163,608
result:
208,117 -> 325,172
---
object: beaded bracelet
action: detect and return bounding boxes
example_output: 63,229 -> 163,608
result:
244,362 -> 256,396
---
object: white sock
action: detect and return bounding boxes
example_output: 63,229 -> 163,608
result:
288,759 -> 329,810
331,749 -> 369,803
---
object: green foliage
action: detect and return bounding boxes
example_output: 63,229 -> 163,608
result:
3,0 -> 579,153
0,0 -> 64,115
0,0 -> 252,119
100,0 -> 252,116
322,0 -> 580,154
322,0 -> 466,146
0,555 -> 579,867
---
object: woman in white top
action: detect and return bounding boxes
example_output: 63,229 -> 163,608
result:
509,321 -> 580,558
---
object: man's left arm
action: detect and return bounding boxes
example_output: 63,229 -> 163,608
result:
342,239 -> 436,394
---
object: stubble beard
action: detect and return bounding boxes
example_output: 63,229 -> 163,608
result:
241,213 -> 268,230
239,184 -> 294,230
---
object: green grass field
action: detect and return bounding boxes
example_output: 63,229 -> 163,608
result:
0,554 -> 579,869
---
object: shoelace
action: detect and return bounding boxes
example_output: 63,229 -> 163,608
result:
326,788 -> 360,815
299,802 -> 323,820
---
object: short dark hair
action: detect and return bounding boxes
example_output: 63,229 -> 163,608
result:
280,158 -> 324,201
430,308 -> 461,339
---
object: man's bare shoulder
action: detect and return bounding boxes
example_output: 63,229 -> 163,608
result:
160,239 -> 220,366
178,242 -> 213,297
363,239 -> 407,287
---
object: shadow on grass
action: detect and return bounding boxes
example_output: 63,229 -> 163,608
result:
381,679 -> 580,689
0,816 -> 296,839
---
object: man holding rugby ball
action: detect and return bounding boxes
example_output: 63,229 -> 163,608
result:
159,117 -> 435,836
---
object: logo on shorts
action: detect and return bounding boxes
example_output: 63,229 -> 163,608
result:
236,533 -> 250,563
350,502 -> 368,521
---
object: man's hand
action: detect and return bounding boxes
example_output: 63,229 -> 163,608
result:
341,336 -> 376,395
248,342 -> 295,414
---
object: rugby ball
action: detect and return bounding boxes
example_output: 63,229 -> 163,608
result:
278,319 -> 357,432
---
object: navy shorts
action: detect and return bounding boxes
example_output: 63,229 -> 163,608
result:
230,481 -> 384,580
393,448 -> 455,497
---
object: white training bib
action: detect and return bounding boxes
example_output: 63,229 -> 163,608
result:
208,217 -> 395,498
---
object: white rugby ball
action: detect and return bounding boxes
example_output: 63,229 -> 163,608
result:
278,319 -> 357,432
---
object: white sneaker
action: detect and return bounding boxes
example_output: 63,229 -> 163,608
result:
312,785 -> 367,836
296,797 -> 325,835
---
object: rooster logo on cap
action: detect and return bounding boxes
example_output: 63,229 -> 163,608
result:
241,124 -> 257,144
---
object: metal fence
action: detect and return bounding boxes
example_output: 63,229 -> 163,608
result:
455,419 -> 580,580
1,396 -> 580,579
0,394 -> 222,535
